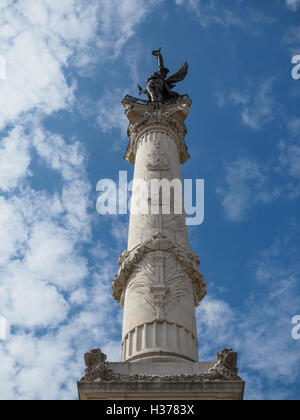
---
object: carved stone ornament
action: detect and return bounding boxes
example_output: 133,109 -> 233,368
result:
80,348 -> 241,383
147,149 -> 170,171
81,349 -> 113,382
122,96 -> 191,165
112,232 -> 206,306
208,349 -> 239,380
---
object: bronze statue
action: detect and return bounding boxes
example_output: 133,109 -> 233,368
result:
138,48 -> 188,103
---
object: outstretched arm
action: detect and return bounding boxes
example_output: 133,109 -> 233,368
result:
152,48 -> 164,72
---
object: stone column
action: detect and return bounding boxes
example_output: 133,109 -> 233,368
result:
112,96 -> 207,363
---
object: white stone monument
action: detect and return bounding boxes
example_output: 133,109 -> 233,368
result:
78,48 -> 244,400
77,95 -> 245,400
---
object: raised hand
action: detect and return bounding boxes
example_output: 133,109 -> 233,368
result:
152,48 -> 161,56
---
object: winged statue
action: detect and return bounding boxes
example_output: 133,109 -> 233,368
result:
138,48 -> 189,103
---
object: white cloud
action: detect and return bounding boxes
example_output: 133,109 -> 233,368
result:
110,217 -> 129,251
97,89 -> 128,136
0,0 -> 163,401
0,0 -> 159,129
284,26 -> 300,44
0,208 -> 122,399
214,78 -> 277,130
229,91 -> 250,106
240,243 -> 300,391
197,296 -> 235,359
198,296 -> 234,329
7,272 -> 69,328
174,0 -> 245,28
97,0 -> 151,56
0,0 -> 101,128
197,236 -> 300,399
25,222 -> 89,289
32,128 -> 85,181
279,141 -> 300,180
96,46 -> 146,139
31,125 -> 92,237
286,0 -> 300,11
0,182 -> 91,332
278,140 -> 300,199
174,0 -> 274,29
237,78 -> 276,130
287,117 -> 300,136
0,121 -> 112,399
282,26 -> 300,57
0,196 -> 28,265
217,158 -> 280,222
0,126 -> 31,192
0,30 -> 74,128
217,137 -> 300,218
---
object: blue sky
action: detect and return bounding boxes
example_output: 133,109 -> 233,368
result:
0,0 -> 299,400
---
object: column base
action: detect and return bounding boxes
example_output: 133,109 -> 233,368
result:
122,321 -> 199,363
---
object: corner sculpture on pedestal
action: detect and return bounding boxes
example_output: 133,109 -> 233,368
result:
81,348 -> 241,383
77,49 -> 245,401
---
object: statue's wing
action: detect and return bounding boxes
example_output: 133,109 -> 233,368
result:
165,61 -> 189,85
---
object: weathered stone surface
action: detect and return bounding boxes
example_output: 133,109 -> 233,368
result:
117,96 -> 205,363
78,349 -> 245,401
80,348 -> 242,383
112,233 -> 206,306
78,380 -> 245,401
122,96 -> 191,165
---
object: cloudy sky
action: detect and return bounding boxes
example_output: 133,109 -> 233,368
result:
0,0 -> 299,400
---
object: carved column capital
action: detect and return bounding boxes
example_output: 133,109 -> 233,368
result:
121,96 -> 192,165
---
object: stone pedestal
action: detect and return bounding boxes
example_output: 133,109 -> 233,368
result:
78,378 -> 245,401
78,350 -> 245,400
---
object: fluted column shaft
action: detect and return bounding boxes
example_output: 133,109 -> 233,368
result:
112,97 -> 206,363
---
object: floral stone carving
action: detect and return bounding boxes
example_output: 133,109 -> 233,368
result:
112,232 -> 206,306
